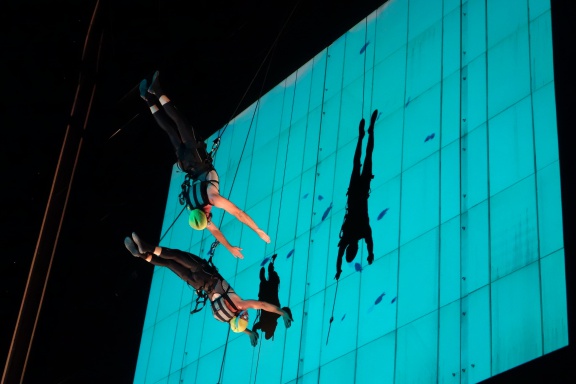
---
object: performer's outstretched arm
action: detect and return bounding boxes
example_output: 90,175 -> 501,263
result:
205,221 -> 244,259
209,193 -> 271,243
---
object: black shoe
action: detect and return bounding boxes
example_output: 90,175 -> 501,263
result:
139,79 -> 148,100
132,232 -> 153,254
147,70 -> 163,96
124,237 -> 142,257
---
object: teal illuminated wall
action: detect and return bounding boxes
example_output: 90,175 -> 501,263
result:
134,0 -> 567,382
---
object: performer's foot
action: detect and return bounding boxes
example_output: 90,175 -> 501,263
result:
132,232 -> 153,254
124,237 -> 142,257
147,70 -> 163,96
139,79 -> 149,100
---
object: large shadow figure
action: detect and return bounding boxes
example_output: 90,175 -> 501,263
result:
252,255 -> 292,340
335,109 -> 377,280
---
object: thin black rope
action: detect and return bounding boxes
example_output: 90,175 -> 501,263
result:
253,335 -> 264,383
214,0 -> 303,143
325,279 -> 340,345
327,16 -> 370,346
159,204 -> 187,242
217,327 -> 232,384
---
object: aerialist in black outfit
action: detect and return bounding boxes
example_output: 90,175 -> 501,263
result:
124,233 -> 292,346
335,109 -> 377,280
139,71 -> 270,259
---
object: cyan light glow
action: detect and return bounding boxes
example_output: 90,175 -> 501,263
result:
135,0 -> 567,383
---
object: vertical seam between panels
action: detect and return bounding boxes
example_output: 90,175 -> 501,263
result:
484,0 -> 493,378
393,0 -> 411,381
526,0 -> 546,357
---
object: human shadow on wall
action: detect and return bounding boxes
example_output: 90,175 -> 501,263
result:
252,254 -> 292,340
335,109 -> 377,280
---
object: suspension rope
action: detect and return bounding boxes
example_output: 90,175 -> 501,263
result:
326,279 -> 340,345
213,0 -> 304,146
327,16 -> 370,346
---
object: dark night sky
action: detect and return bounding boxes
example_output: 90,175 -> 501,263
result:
1,1 -> 575,383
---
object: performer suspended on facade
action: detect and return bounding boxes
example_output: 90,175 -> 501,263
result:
139,71 -> 270,259
124,233 -> 292,346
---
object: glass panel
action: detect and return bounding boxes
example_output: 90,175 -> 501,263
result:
253,85 -> 284,151
443,8 -> 461,78
301,292 -> 326,376
461,286 -> 491,383
465,54 -> 487,133
319,351 -> 356,384
368,177 -> 401,258
408,0 -> 443,41
343,20 -> 370,88
372,47 -> 407,120
537,161 -> 564,257
491,262 -> 543,375
358,250 -> 399,347
400,153 -> 440,245
438,301 -> 461,383
324,36 -> 346,103
318,95 -> 342,162
529,11 -> 554,90
490,175 -> 538,280
462,0 -> 487,65
440,217 -> 461,307
195,346 -> 224,384
281,302 -> 304,383
406,22 -> 442,101
441,70 -> 461,148
487,27 -> 531,119
309,51 -> 327,112
396,312 -> 438,383
370,108 -> 404,190
461,201 -> 489,296
397,228 -> 439,327
529,0 -> 551,20
292,65 -> 314,126
356,333 -> 396,383
146,313 -> 179,383
403,84 -> 441,170
320,273 -> 360,365
488,96 -> 535,196
374,0 -> 408,65
533,82 -> 559,170
487,0 -> 529,49
461,124 -> 488,211
134,326 -> 154,383
541,250 -> 569,353
284,117 -> 308,185
441,140 -> 460,223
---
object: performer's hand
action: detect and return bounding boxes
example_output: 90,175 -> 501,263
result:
256,229 -> 271,243
248,330 -> 259,347
335,270 -> 342,280
282,311 -> 293,328
229,246 -> 244,259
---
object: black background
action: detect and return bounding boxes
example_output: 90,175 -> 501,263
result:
1,1 -> 575,383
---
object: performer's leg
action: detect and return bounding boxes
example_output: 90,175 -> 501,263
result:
365,228 -> 374,264
131,233 -> 204,271
125,237 -> 192,281
361,109 -> 377,180
148,71 -> 199,145
157,247 -> 205,272
140,78 -> 182,151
